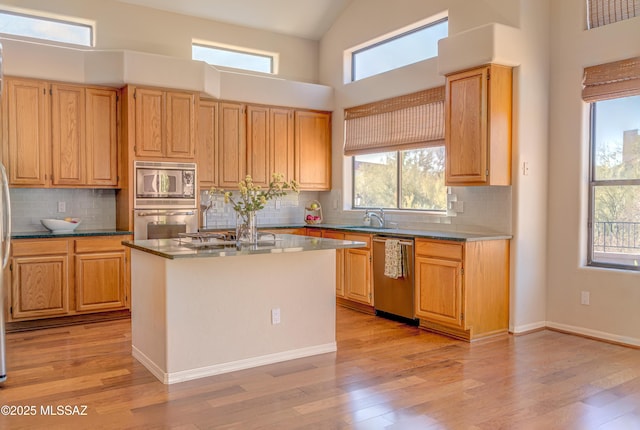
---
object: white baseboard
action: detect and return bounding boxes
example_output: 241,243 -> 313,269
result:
511,321 -> 546,334
133,342 -> 337,385
545,322 -> 640,347
132,346 -> 167,383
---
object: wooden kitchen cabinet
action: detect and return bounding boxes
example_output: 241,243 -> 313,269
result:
133,87 -> 196,159
10,240 -> 70,320
246,105 -> 295,187
4,77 -> 119,188
7,235 -> 131,322
294,110 -> 331,190
415,238 -> 509,341
197,98 -> 218,187
218,101 -> 246,188
5,78 -> 50,186
322,230 -> 345,297
51,85 -> 119,187
343,233 -> 373,307
85,88 -> 119,186
445,64 -> 512,186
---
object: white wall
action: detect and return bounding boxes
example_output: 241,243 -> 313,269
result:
546,0 -> 640,345
0,0 -> 319,83
319,0 -> 550,333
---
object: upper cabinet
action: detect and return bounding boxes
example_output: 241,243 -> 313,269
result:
5,78 -> 50,186
217,102 -> 246,189
197,98 -> 218,187
246,105 -> 295,187
4,77 -> 119,188
133,86 -> 196,160
294,110 -> 332,190
445,64 -> 512,186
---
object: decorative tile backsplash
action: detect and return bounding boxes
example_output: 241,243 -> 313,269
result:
200,190 -> 320,229
9,185 -> 511,235
10,188 -> 117,232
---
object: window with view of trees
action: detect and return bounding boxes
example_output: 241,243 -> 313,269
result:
353,147 -> 446,211
589,95 -> 640,270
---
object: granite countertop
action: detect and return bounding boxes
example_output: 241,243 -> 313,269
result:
123,234 -> 366,259
12,229 -> 134,239
241,223 -> 512,242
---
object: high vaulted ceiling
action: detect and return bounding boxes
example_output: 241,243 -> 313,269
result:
116,0 -> 352,40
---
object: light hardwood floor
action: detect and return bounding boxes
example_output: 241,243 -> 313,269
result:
1,307 -> 640,429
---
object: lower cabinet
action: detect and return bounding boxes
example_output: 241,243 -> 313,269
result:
11,240 -> 70,320
8,235 -> 131,322
75,237 -> 127,312
415,238 -> 510,341
343,233 -> 372,306
307,228 -> 374,313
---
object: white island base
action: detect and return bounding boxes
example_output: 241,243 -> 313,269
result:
130,248 -> 337,384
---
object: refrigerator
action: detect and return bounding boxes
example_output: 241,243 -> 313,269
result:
0,42 -> 11,383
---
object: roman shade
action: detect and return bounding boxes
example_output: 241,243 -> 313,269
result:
344,86 -> 445,156
586,0 -> 640,29
582,56 -> 640,102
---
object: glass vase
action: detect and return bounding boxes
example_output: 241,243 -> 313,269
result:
236,211 -> 258,243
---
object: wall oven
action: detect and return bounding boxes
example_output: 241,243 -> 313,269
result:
133,161 -> 198,240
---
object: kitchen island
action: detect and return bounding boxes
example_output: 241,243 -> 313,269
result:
123,234 -> 365,384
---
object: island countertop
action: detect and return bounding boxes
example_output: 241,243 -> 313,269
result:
123,234 -> 366,259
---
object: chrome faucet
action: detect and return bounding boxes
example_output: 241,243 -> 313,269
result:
364,209 -> 385,228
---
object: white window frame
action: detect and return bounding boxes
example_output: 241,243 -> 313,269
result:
344,12 -> 448,84
587,100 -> 640,272
0,9 -> 94,47
192,40 -> 278,75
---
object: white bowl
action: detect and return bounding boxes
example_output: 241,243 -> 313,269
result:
41,218 -> 82,234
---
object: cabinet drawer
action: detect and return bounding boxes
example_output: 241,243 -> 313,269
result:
344,233 -> 371,249
75,236 -> 129,253
323,231 -> 345,240
12,239 -> 69,257
416,240 -> 463,260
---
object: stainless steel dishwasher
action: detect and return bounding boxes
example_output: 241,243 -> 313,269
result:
372,235 -> 417,324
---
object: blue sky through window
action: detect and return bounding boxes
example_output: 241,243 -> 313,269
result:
0,11 -> 92,46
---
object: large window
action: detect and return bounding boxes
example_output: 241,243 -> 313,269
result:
0,10 -> 92,46
353,147 -> 446,211
350,18 -> 447,82
193,43 -> 274,74
589,96 -> 640,270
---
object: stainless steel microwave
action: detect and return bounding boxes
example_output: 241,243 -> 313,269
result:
134,161 -> 197,209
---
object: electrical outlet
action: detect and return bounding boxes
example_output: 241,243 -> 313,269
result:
271,308 -> 281,325
581,291 -> 590,305
57,201 -> 66,213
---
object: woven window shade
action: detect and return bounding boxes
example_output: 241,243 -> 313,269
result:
582,56 -> 640,102
587,0 -> 640,29
344,86 -> 445,156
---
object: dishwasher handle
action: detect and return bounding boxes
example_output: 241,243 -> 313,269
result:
373,238 -> 414,247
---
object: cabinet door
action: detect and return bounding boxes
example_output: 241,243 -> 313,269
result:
134,87 -> 164,157
11,255 -> 69,319
6,78 -> 50,186
270,108 -> 294,183
51,84 -> 85,186
85,88 -> 118,186
197,99 -> 218,187
218,102 -> 246,188
165,91 -> 195,159
294,110 -> 331,190
75,252 -> 126,312
415,256 -> 463,328
323,230 -> 345,297
445,66 -> 488,184
345,248 -> 372,305
246,105 -> 270,187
